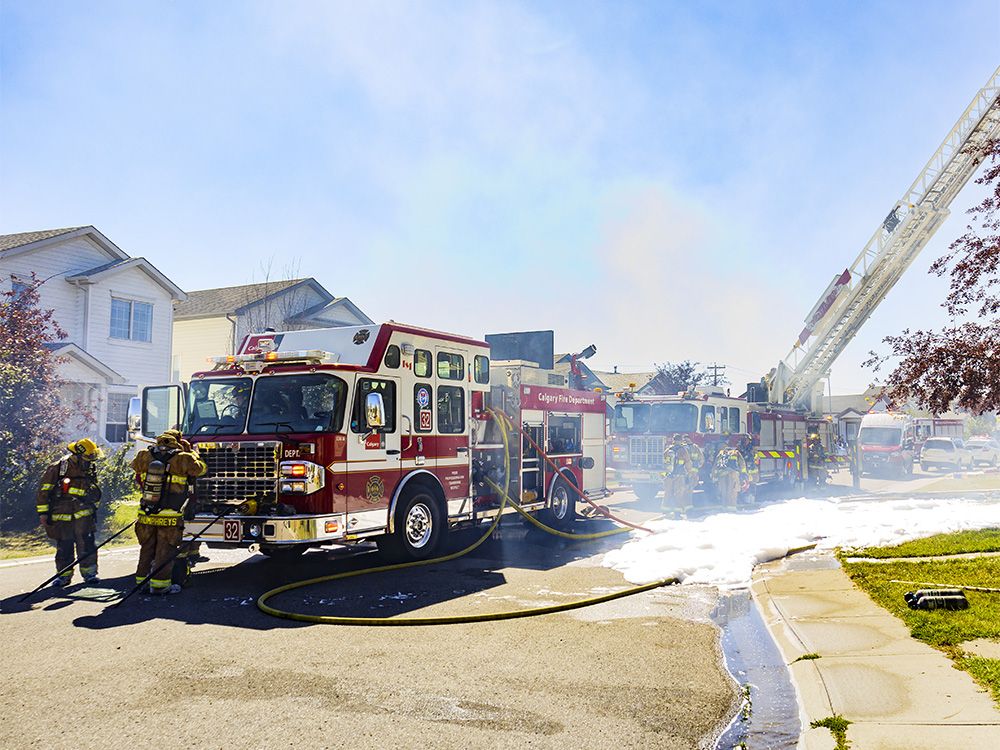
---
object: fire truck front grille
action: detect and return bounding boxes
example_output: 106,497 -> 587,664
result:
196,441 -> 279,505
629,436 -> 665,469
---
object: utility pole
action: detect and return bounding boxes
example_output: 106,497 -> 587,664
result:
707,362 -> 726,386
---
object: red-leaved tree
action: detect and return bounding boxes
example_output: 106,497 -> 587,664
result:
867,139 -> 1000,414
0,275 -> 73,530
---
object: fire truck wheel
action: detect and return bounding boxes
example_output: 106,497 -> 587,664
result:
544,476 -> 577,530
380,491 -> 445,561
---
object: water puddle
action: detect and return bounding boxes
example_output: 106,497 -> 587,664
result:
712,591 -> 799,750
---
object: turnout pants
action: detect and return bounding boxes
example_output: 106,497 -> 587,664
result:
49,520 -> 98,582
661,474 -> 691,510
715,470 -> 740,506
135,517 -> 184,592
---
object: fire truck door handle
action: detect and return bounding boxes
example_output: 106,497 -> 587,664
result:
386,449 -> 401,456
401,415 -> 414,451
456,446 -> 469,454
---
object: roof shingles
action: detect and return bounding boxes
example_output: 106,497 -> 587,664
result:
174,279 -> 320,319
0,227 -> 85,253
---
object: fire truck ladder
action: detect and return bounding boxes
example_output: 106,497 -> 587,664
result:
778,65 -> 1000,411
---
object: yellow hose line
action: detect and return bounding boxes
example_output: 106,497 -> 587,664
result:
257,409 -> 674,626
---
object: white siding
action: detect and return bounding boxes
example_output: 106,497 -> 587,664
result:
0,236 -> 113,343
172,316 -> 234,382
87,265 -> 175,388
0,232 -> 182,445
234,284 -> 328,340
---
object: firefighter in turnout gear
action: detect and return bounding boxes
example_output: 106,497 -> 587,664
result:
132,431 -> 207,595
711,447 -> 747,507
807,433 -> 829,486
661,435 -> 692,510
36,438 -> 103,587
682,435 -> 704,497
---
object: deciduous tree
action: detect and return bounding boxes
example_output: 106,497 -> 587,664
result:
867,139 -> 1000,414
0,276 -> 72,530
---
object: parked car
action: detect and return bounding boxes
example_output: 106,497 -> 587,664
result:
966,437 -> 1000,467
920,437 -> 973,471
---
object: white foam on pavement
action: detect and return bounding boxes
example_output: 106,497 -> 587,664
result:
603,495 -> 1000,589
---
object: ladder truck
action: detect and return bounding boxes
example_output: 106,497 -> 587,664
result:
748,65 -> 1000,482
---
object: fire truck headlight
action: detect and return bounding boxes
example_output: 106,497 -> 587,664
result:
281,463 -> 308,478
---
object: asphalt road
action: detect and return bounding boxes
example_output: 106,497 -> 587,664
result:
0,496 -> 735,750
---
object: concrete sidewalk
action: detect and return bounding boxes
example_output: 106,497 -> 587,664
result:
751,553 -> 1000,750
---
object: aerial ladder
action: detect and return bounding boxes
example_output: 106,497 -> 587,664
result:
768,64 -> 1000,412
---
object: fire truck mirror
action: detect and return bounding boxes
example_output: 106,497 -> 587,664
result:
365,392 -> 386,429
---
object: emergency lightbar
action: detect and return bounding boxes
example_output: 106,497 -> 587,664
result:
209,349 -> 340,366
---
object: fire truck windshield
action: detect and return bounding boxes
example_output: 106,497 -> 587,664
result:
247,373 -> 347,434
187,378 -> 252,434
613,402 -> 698,434
859,427 -> 902,447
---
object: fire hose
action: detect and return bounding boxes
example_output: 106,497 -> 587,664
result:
257,409 -> 677,625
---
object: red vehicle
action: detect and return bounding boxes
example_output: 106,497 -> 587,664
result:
607,388 -> 750,501
136,324 -> 608,561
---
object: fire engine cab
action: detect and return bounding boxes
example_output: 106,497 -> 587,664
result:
137,323 -> 608,561
607,388 -> 748,501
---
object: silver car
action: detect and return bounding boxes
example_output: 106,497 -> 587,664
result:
920,437 -> 973,471
967,438 -> 1000,467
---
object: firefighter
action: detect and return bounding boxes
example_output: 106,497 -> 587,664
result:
807,432 -> 829,486
739,436 -> 760,493
711,447 -> 747,506
132,431 -> 207,595
661,435 -> 692,510
682,435 -> 704,499
36,438 -> 103,587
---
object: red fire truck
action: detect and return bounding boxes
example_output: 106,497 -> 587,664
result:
607,388 -> 825,500
136,324 -> 608,561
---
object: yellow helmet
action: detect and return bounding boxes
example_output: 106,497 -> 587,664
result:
68,438 -> 102,459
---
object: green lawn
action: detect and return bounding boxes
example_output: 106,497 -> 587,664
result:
0,498 -> 139,561
850,528 -> 1000,559
843,545 -> 1000,706
921,473 -> 1000,493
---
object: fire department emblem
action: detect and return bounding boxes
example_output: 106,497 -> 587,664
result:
416,386 -> 430,409
353,329 -> 371,345
364,475 -> 384,504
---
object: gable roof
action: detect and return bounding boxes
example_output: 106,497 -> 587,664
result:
286,296 -> 374,326
0,225 -> 129,260
592,370 -> 656,393
0,227 -> 85,253
174,278 -> 331,320
66,257 -> 186,300
46,342 -> 126,384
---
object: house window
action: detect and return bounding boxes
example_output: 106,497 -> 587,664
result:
110,298 -> 153,342
105,392 -> 133,443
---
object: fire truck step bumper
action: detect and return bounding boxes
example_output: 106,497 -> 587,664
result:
188,513 -> 348,546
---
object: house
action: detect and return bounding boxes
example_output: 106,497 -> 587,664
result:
171,278 -> 373,381
0,226 -> 186,444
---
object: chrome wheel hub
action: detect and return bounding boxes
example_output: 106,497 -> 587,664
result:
405,502 -> 433,548
552,485 -> 570,519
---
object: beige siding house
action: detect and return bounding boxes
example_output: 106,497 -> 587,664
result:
0,226 -> 185,444
172,279 -> 372,381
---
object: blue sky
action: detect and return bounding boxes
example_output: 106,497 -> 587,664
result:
2,1 -> 998,392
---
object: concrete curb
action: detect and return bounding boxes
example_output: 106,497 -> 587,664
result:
751,551 -> 1000,749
